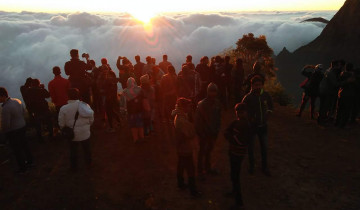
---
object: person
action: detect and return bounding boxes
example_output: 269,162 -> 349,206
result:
224,56 -> 233,104
244,62 -> 266,94
64,49 -> 93,104
140,75 -> 155,136
58,88 -> 94,171
297,64 -> 324,119
177,65 -> 200,103
195,56 -> 211,102
233,58 -> 245,103
97,59 -> 121,132
89,60 -> 102,113
224,103 -> 252,209
159,54 -> 172,74
160,65 -> 178,123
173,98 -> 202,198
242,76 -> 273,176
20,77 -> 34,114
211,56 -> 227,109
123,78 -> 145,143
133,55 -> 145,85
27,79 -> 54,141
335,63 -> 356,128
350,68 -> 360,124
117,56 -> 134,89
318,61 -> 344,125
182,55 -> 195,71
48,66 -> 71,113
0,87 -> 33,174
151,66 -> 164,121
195,83 -> 222,177
143,56 -> 154,76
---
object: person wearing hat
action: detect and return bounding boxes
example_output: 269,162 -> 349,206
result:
195,83 -> 222,177
297,64 -> 324,119
224,103 -> 253,209
173,97 -> 202,198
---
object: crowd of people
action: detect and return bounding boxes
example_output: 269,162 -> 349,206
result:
1,48 -> 283,209
297,60 -> 360,128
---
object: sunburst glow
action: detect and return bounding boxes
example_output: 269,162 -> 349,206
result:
129,10 -> 157,25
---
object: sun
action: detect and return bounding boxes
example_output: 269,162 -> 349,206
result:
130,9 -> 157,24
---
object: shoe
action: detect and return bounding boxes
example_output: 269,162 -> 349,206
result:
262,168 -> 272,177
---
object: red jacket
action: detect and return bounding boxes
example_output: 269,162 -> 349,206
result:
48,75 -> 70,108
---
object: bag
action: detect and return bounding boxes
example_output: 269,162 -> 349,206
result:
61,105 -> 79,140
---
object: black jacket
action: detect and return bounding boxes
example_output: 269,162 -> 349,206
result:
242,90 -> 274,126
64,58 -> 92,82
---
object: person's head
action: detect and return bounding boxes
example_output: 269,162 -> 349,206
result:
215,56 -> 222,63
225,56 -> 231,63
101,58 -> 108,65
89,60 -> 96,67
163,54 -> 168,61
235,103 -> 248,120
32,79 -> 41,87
152,66 -> 160,75
186,55 -> 192,63
151,57 -> 156,65
135,55 -> 140,63
201,56 -> 209,65
176,97 -> 192,113
53,66 -> 61,76
315,64 -> 323,71
122,57 -> 129,65
330,60 -> 339,69
253,61 -> 261,73
140,74 -> 150,86
251,76 -> 264,94
146,56 -> 152,64
127,77 -> 137,89
70,49 -> 79,59
168,65 -> 176,75
339,60 -> 346,68
236,58 -> 243,66
68,88 -> 80,100
345,63 -> 354,72
25,77 -> 33,87
181,65 -> 190,74
0,87 -> 9,103
207,83 -> 218,99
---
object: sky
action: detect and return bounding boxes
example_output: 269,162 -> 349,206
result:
1,0 -> 345,14
0,10 -> 337,100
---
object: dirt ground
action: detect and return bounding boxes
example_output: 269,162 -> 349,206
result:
1,105 -> 360,210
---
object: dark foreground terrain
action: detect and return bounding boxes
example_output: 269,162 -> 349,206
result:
1,105 -> 360,210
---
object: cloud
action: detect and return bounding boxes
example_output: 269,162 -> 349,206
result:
0,10 -> 335,100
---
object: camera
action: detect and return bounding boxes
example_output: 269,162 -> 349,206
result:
82,53 -> 90,59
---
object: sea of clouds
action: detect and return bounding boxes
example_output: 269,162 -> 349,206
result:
0,10 -> 336,99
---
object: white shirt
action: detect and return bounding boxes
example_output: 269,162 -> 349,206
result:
58,100 -> 94,141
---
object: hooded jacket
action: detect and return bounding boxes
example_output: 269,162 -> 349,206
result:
195,83 -> 222,138
173,107 -> 196,155
242,89 -> 273,127
58,100 -> 94,141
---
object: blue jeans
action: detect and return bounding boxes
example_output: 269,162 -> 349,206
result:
248,125 -> 268,170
